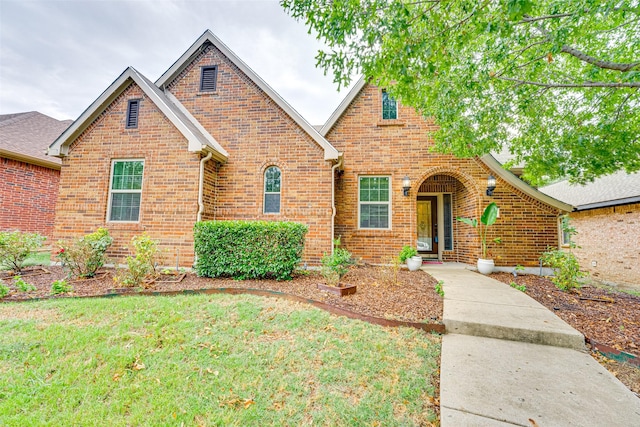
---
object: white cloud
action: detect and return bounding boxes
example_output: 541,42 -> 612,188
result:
0,0 -> 355,124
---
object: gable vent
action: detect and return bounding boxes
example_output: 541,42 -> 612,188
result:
126,99 -> 140,128
200,66 -> 218,92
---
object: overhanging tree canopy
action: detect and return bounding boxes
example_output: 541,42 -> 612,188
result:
282,0 -> 640,185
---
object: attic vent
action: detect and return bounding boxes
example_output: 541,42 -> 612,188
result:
200,66 -> 218,92
126,99 -> 140,128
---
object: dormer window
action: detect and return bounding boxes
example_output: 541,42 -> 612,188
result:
382,90 -> 397,120
126,99 -> 140,128
200,66 -> 218,92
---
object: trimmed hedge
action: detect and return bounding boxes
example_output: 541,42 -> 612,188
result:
194,220 -> 308,280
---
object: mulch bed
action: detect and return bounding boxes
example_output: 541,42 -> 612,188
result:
1,265 -> 443,324
491,272 -> 639,355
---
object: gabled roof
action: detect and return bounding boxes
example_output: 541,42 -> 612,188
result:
48,67 -> 228,162
1,111 -> 71,169
539,171 -> 640,210
320,79 -> 572,212
156,30 -> 340,161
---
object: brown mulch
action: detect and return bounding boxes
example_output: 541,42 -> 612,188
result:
491,272 -> 640,395
0,265 -> 443,324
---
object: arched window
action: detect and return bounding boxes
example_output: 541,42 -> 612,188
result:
264,166 -> 281,214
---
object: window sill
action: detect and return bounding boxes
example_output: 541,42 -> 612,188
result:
377,120 -> 405,127
197,91 -> 219,96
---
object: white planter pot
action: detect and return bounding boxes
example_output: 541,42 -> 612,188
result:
477,258 -> 495,275
407,256 -> 423,271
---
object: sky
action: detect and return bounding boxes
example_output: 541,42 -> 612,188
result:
0,0 -> 355,125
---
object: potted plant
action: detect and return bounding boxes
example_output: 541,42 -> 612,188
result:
457,202 -> 502,274
399,245 -> 422,271
318,238 -> 356,296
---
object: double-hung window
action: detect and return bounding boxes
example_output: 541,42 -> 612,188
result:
264,166 -> 281,214
108,160 -> 144,222
359,176 -> 391,229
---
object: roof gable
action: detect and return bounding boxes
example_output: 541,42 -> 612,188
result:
48,67 -> 228,162
155,30 -> 340,161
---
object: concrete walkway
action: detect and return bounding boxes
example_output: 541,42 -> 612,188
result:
424,263 -> 640,426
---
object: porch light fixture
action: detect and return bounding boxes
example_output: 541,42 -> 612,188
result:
486,174 -> 496,196
402,176 -> 411,196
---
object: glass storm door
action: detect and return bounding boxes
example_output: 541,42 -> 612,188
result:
417,196 -> 438,255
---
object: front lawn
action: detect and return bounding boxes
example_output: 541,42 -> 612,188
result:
0,294 -> 441,426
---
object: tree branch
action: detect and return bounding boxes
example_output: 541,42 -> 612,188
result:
517,13 -> 575,24
494,76 -> 640,88
560,45 -> 640,72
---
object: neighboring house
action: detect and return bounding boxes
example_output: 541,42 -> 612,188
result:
48,30 -> 571,268
540,172 -> 640,288
0,112 -> 71,239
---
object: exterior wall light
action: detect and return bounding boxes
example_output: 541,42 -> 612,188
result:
402,176 -> 411,196
486,174 -> 496,196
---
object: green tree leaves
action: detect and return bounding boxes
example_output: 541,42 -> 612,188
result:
282,0 -> 640,184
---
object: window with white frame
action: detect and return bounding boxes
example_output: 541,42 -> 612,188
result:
108,160 -> 144,222
382,90 -> 397,120
359,176 -> 391,229
264,166 -> 281,214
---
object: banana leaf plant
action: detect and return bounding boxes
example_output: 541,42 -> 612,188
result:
457,202 -> 502,259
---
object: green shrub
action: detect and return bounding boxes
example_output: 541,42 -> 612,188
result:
321,238 -> 354,287
541,249 -> 586,292
509,281 -> 526,292
398,245 -> 418,263
14,276 -> 36,292
57,228 -> 113,278
0,231 -> 46,273
51,279 -> 73,295
434,280 -> 444,297
0,281 -> 9,299
115,233 -> 160,288
194,220 -> 307,280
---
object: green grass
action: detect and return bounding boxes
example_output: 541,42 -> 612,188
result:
0,294 -> 441,426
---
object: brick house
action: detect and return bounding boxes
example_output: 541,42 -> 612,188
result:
541,172 -> 640,288
1,112 -> 71,239
48,30 -> 571,268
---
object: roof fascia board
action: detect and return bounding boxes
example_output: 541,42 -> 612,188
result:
320,77 -> 367,137
480,154 -> 574,212
155,30 -> 339,161
576,196 -> 640,211
0,149 -> 61,170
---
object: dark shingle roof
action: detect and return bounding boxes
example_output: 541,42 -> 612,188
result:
539,171 -> 640,210
0,111 -> 71,168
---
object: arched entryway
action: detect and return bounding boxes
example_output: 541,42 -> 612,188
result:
414,171 -> 479,263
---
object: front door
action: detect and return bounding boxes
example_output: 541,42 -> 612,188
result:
417,196 -> 438,256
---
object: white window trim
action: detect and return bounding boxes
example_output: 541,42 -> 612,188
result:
382,90 -> 398,120
263,166 -> 282,215
106,159 -> 145,223
358,175 -> 392,230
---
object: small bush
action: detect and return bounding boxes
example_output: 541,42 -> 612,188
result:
57,228 -> 113,278
509,281 -> 526,292
398,245 -> 418,263
321,238 -> 354,287
115,233 -> 160,288
434,280 -> 444,297
14,276 -> 36,292
0,281 -> 9,299
541,249 -> 586,291
51,279 -> 73,295
0,231 -> 46,273
194,220 -> 307,280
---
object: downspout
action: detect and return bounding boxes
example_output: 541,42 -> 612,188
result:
331,157 -> 343,255
197,151 -> 213,222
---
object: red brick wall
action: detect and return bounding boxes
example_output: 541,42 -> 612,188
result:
166,44 -> 334,264
0,157 -> 59,239
53,84 -> 202,267
570,203 -> 640,288
327,84 -> 562,266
